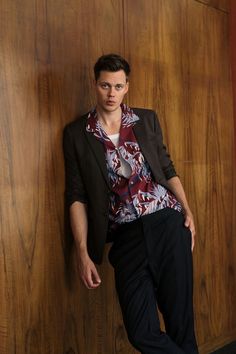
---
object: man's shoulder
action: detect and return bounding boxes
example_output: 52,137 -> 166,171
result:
132,107 -> 155,118
63,112 -> 89,135
132,108 -> 158,131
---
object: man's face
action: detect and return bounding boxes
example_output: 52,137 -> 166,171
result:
94,70 -> 129,113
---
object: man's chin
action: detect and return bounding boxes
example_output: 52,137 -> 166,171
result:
103,104 -> 120,112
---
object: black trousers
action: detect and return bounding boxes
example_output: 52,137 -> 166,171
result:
108,208 -> 199,354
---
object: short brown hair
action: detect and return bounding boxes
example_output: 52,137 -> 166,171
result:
94,54 -> 130,81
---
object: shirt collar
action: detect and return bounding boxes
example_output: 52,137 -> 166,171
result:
86,103 -> 139,133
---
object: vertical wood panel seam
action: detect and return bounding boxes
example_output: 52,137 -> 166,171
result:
122,0 -> 126,55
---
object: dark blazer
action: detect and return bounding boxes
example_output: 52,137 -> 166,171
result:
63,108 -> 177,264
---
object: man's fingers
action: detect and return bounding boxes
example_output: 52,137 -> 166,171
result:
91,265 -> 101,285
81,273 -> 97,289
83,277 -> 92,289
189,228 -> 195,252
184,215 -> 193,228
77,254 -> 101,289
191,233 -> 195,251
184,218 -> 190,227
82,268 -> 101,289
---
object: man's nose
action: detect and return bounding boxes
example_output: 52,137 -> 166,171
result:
108,86 -> 115,96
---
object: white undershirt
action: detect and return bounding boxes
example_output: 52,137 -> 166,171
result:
108,133 -> 132,179
108,133 -> 120,147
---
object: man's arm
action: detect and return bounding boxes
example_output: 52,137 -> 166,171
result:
63,125 -> 101,288
166,176 -> 195,251
153,112 -> 177,180
70,201 -> 101,289
152,112 -> 195,250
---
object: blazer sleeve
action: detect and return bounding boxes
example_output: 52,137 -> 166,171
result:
63,125 -> 88,206
153,111 -> 178,180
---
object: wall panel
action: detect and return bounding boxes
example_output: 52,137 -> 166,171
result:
124,0 -> 236,352
0,1 -> 129,353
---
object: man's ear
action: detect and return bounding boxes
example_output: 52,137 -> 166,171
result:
125,81 -> 129,94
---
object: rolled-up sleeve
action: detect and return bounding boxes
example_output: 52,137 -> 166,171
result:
153,112 -> 177,180
63,125 -> 88,206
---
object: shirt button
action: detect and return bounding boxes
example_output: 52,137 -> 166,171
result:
130,181 -> 134,185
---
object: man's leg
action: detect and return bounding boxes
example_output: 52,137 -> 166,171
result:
108,218 -> 186,354
143,208 -> 199,354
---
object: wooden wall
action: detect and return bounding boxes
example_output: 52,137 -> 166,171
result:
230,0 -> 236,160
0,0 -> 235,353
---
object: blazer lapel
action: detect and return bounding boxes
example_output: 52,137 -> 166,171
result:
85,131 -> 111,189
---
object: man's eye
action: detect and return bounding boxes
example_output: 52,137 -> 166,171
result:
101,83 -> 109,89
116,85 -> 124,90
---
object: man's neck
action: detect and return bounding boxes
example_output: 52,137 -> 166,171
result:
96,106 -> 122,126
96,105 -> 122,134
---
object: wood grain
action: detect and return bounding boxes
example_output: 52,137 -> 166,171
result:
195,0 -> 230,12
0,1 -> 126,353
230,0 -> 236,162
124,0 -> 236,352
0,0 -> 235,353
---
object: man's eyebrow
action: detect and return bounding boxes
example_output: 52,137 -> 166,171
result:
99,81 -> 125,85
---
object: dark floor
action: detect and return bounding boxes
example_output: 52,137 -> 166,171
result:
211,341 -> 236,354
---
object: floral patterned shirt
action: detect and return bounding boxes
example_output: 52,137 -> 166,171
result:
86,104 -> 182,224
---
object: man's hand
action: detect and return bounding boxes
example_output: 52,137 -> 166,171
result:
183,209 -> 195,252
166,176 -> 196,252
77,251 -> 101,289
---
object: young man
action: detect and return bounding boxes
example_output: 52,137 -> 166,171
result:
63,54 -> 199,354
